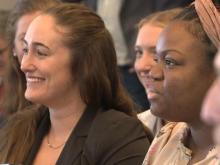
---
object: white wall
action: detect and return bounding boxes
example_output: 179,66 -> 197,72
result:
0,0 -> 16,10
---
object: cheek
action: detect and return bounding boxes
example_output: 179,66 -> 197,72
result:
54,67 -> 73,87
134,60 -> 143,80
14,40 -> 24,62
162,75 -> 190,113
134,59 -> 141,72
163,75 -> 184,99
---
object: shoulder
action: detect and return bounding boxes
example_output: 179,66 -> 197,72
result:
138,110 -> 164,136
138,110 -> 158,128
89,109 -> 148,143
154,122 -> 187,141
0,107 -> 46,163
91,109 -> 149,140
95,109 -> 141,126
84,109 -> 150,164
144,122 -> 187,164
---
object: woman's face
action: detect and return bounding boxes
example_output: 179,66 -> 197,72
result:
147,21 -> 215,123
201,51 -> 220,157
134,23 -> 163,93
21,15 -> 79,108
14,12 -> 41,63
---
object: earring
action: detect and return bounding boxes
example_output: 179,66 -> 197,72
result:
13,51 -> 17,57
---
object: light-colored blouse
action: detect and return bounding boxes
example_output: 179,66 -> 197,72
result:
142,122 -> 219,165
138,110 -> 165,137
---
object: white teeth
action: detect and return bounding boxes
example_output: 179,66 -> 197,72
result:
26,77 -> 43,83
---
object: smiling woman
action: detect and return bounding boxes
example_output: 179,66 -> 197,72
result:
0,3 -> 150,165
21,16 -> 74,107
134,8 -> 183,136
142,0 -> 220,164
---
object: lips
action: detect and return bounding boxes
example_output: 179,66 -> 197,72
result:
146,88 -> 160,100
144,80 -> 161,100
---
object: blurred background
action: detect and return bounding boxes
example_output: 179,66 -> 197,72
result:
0,1 -> 16,10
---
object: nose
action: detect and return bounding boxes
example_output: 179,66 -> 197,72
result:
148,61 -> 164,81
134,52 -> 155,77
20,54 -> 36,73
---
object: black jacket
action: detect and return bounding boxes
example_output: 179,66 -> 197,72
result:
24,108 -> 150,165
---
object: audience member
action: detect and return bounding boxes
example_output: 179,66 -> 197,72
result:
142,2 -> 219,164
197,0 -> 220,159
135,8 -> 183,136
0,4 -> 150,164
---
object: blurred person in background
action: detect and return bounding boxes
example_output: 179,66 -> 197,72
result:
135,8 -> 183,137
198,0 -> 220,159
0,10 -> 10,119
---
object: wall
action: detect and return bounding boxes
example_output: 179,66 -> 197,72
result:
0,1 -> 16,10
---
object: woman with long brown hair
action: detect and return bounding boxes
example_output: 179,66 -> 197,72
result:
0,3 -> 150,164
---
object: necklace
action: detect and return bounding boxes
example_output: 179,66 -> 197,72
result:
46,135 -> 66,150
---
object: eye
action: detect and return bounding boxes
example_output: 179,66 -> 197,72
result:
36,47 -> 48,57
164,58 -> 177,68
153,56 -> 159,63
37,50 -> 47,56
22,47 -> 28,55
135,48 -> 143,59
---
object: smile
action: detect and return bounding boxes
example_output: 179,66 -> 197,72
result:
26,76 -> 45,83
146,89 -> 160,100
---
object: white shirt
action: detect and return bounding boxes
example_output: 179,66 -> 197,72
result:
97,0 -> 130,66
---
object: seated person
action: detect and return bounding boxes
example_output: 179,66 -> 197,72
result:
135,8 -> 183,136
0,4 -> 150,165
142,1 -> 220,164
199,0 -> 220,159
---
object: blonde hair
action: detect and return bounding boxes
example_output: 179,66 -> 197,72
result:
138,8 -> 183,29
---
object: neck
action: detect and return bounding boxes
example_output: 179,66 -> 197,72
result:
48,97 -> 86,143
187,120 -> 214,152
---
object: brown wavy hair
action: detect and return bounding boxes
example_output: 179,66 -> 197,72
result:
0,3 -> 139,164
44,3 -> 137,115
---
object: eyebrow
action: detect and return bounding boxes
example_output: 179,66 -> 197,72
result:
23,39 -> 50,50
157,49 -> 185,56
135,45 -> 156,52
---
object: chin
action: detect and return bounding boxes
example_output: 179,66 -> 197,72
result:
150,103 -> 165,118
150,103 -> 177,122
25,93 -> 43,104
